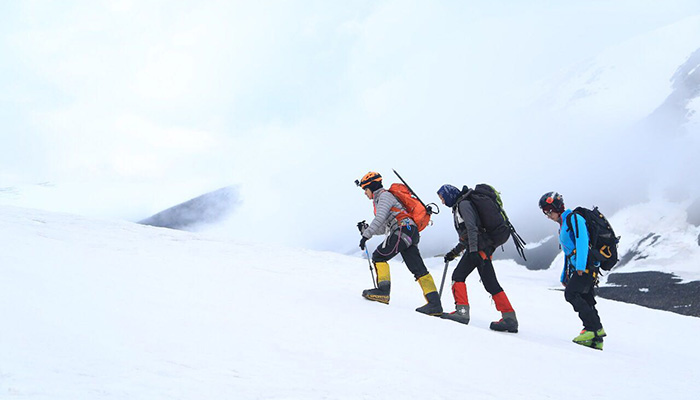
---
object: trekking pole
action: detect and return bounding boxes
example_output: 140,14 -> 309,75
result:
438,260 -> 450,299
365,248 -> 377,289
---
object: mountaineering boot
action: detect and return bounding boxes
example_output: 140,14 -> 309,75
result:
575,337 -> 604,351
442,281 -> 470,323
572,328 -> 606,344
490,291 -> 518,332
490,311 -> 518,333
416,291 -> 443,315
441,304 -> 470,325
592,338 -> 604,350
362,262 -> 391,304
415,274 -> 443,316
362,281 -> 390,304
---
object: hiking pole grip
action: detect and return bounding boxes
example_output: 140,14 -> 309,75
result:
438,260 -> 450,299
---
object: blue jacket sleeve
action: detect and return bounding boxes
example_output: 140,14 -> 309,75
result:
560,261 -> 567,283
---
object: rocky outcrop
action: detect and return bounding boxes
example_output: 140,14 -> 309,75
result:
598,271 -> 700,317
140,186 -> 240,230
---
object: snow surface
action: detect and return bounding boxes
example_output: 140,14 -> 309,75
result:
2,205 -> 699,399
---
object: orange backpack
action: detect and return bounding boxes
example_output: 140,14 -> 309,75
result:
387,183 -> 431,231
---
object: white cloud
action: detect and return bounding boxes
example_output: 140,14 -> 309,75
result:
133,49 -> 196,101
1,1 -> 700,253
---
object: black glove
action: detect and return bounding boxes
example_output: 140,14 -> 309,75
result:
468,251 -> 484,267
444,250 -> 458,263
359,237 -> 368,250
357,220 -> 368,234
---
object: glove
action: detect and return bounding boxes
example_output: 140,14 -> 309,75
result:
467,251 -> 484,267
444,250 -> 458,263
357,220 -> 368,234
359,237 -> 368,250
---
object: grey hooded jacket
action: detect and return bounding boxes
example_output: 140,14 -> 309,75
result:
452,193 -> 483,254
362,188 -> 415,239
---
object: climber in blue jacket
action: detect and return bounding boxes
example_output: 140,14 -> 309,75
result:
540,192 -> 606,350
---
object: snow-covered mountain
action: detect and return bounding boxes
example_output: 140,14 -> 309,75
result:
526,16 -> 700,222
605,201 -> 700,282
1,205 -> 699,399
540,15 -> 700,131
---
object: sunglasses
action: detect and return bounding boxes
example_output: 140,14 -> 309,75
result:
543,209 -> 556,216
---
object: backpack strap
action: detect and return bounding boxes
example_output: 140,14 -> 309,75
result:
565,211 -> 580,238
389,199 -> 411,225
394,208 -> 413,226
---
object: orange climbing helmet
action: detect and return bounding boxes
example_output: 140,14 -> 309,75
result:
356,172 -> 383,190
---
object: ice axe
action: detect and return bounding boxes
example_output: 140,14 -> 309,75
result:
438,260 -> 450,299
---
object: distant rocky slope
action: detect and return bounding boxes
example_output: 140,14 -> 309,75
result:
140,186 -> 240,230
598,271 -> 699,317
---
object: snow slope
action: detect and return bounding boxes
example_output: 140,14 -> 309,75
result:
1,206 -> 699,399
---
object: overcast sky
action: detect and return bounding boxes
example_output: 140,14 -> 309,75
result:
2,1 -> 699,256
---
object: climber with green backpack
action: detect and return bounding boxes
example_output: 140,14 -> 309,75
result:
437,184 -> 525,333
355,171 -> 443,316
